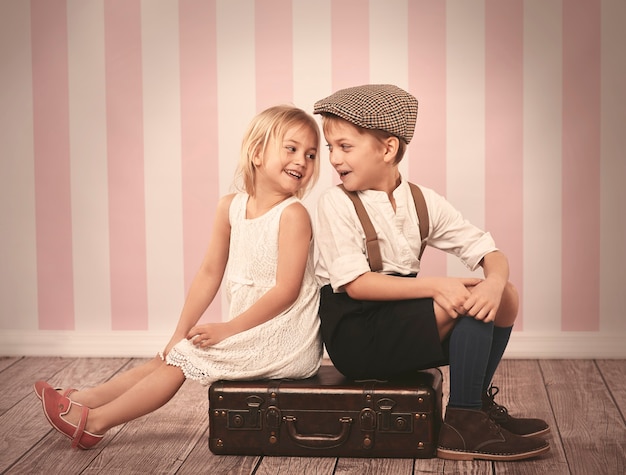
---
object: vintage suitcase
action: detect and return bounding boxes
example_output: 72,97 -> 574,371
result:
208,364 -> 443,458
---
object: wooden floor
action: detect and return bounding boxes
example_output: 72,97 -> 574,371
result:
0,357 -> 624,475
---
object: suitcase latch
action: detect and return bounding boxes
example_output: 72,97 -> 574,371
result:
377,397 -> 412,433
226,395 -> 263,430
359,408 -> 376,430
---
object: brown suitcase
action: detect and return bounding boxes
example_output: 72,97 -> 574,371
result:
208,365 -> 443,458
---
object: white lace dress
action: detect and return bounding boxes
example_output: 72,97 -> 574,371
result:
165,193 -> 322,385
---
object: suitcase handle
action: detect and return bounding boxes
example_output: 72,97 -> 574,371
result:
283,416 -> 353,449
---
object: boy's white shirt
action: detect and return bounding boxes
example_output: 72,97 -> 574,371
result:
314,177 -> 498,292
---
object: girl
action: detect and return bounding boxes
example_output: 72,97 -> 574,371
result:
312,84 -> 550,461
35,105 -> 323,449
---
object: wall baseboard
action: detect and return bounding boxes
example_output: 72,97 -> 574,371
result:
0,330 -> 624,359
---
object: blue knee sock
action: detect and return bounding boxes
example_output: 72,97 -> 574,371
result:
482,325 -> 513,391
448,316 -> 494,409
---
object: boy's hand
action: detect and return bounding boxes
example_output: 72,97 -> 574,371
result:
187,322 -> 234,348
432,277 -> 483,318
462,278 -> 505,322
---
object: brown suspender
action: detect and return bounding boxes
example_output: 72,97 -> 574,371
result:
339,183 -> 429,272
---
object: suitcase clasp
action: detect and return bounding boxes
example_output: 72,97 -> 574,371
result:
377,397 -> 412,433
266,405 -> 281,430
377,398 -> 396,431
359,408 -> 376,430
246,395 -> 263,428
226,395 -> 263,430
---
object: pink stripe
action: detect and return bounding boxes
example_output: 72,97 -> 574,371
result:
484,0 -> 524,329
255,0 -> 293,110
104,0 -> 148,330
561,0 -> 601,331
179,0 -> 222,322
31,0 -> 75,330
331,0 -> 369,90
408,0 -> 447,277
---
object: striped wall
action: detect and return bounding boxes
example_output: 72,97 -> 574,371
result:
1,0 -> 624,357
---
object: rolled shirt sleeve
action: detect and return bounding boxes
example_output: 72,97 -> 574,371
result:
424,188 -> 497,272
314,189 -> 372,291
314,180 -> 497,292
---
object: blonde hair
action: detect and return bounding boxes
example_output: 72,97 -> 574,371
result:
236,105 -> 321,199
320,113 -> 407,164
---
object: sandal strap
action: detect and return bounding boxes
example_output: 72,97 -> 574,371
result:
71,405 -> 90,449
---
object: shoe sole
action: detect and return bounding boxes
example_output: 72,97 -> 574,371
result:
521,427 -> 550,438
437,443 -> 550,461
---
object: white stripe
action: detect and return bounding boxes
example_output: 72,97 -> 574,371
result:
216,0 -> 256,197
522,0 -> 563,332
141,0 -> 185,331
446,0 -> 486,277
0,0 -> 39,330
67,0 -> 112,331
369,0 -> 410,180
293,0 -> 333,213
216,0 -> 256,319
600,0 -> 626,332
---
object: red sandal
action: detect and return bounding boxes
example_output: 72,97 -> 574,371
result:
34,380 -> 77,401
41,387 -> 104,449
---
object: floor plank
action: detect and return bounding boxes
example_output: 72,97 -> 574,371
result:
333,457 -> 414,475
596,359 -> 626,418
541,359 -> 626,475
0,356 -> 74,415
0,356 -> 20,373
255,456 -> 337,475
1,357 -> 133,474
177,434 -> 261,475
2,357 -> 626,474
491,359 -> 569,474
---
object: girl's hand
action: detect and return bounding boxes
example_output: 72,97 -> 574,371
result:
432,277 -> 483,318
162,332 -> 187,357
187,322 -> 234,348
463,278 -> 505,322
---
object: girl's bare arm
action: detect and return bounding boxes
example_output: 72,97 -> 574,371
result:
188,202 -> 312,347
163,194 -> 233,354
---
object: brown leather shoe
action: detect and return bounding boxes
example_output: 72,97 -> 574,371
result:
437,407 -> 550,461
482,386 -> 550,437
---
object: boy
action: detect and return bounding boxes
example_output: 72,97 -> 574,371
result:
313,84 -> 549,461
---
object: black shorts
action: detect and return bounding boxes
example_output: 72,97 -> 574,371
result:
319,284 -> 449,380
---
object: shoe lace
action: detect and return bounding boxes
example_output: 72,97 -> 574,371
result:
484,385 -> 511,423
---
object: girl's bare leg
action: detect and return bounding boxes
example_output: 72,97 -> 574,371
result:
70,356 -> 164,409
62,359 -> 186,434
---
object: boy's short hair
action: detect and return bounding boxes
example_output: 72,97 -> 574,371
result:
319,114 -> 408,164
313,84 -> 418,144
238,105 -> 320,199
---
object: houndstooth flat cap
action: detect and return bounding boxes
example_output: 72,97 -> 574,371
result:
313,84 -> 418,144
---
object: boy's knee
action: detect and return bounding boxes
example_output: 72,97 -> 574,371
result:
504,281 -> 519,307
498,281 -> 519,324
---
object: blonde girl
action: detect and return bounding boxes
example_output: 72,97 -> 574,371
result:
36,105 -> 323,449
